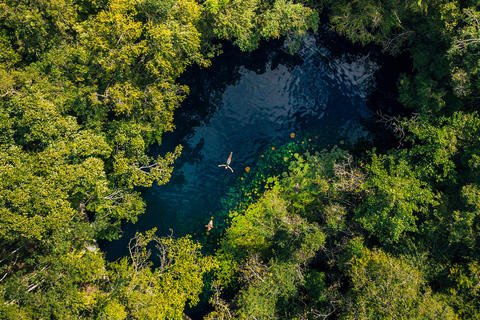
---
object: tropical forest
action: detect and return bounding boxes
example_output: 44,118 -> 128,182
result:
1,0 -> 480,319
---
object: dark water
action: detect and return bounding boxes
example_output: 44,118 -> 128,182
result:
104,29 -> 381,261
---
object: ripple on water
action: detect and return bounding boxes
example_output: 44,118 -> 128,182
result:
104,33 -> 378,258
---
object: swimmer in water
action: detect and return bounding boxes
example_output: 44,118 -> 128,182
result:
205,220 -> 213,231
218,152 -> 234,172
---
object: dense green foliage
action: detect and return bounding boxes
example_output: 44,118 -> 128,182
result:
2,0 -> 480,318
0,0 -> 318,318
204,0 -> 480,318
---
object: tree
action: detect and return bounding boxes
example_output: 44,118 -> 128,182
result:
446,7 -> 480,101
357,151 -> 438,243
341,247 -> 455,319
203,0 -> 320,52
328,0 -> 432,54
104,230 -> 216,319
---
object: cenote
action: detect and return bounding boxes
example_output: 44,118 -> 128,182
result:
103,26 -> 403,262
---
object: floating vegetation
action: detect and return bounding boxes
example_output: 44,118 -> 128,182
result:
198,134 -> 338,252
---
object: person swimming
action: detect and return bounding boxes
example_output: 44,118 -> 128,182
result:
218,152 -> 234,172
205,220 -> 213,231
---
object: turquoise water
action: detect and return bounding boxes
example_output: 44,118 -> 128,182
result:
104,30 -> 380,261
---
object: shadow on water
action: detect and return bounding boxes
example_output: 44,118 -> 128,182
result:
102,26 -> 397,262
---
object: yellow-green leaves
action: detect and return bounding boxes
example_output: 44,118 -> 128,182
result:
76,0 -> 207,150
204,0 -> 230,15
214,170 -> 327,318
0,79 -> 115,241
85,0 -> 144,76
210,0 -> 259,51
0,0 -> 79,62
343,247 -> 455,319
106,232 -> 216,319
0,131 -> 110,241
207,0 -> 319,52
260,0 -> 319,39
113,144 -> 181,188
106,81 -> 143,116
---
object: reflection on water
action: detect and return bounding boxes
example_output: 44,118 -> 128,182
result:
104,32 -> 378,261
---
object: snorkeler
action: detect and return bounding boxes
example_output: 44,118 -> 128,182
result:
218,152 -> 234,172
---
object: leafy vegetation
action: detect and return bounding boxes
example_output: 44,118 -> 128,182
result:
0,0 -> 318,317
2,0 -> 480,318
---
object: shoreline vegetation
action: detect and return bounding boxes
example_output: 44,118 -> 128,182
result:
1,0 -> 480,318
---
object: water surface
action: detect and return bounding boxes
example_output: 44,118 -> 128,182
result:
104,30 -> 379,260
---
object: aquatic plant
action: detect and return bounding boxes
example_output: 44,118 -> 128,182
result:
197,130 -> 348,254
